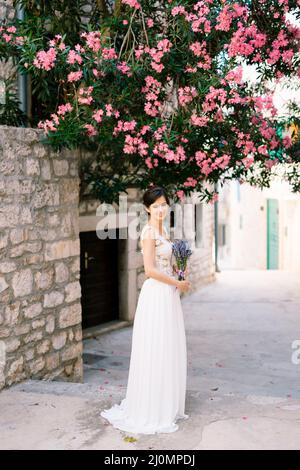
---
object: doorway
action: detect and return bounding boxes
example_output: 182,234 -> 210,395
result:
80,229 -> 119,329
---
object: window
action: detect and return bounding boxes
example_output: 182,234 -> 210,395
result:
218,224 -> 226,246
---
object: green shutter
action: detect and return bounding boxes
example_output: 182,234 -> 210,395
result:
267,199 -> 279,269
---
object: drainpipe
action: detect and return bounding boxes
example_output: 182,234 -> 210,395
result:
16,4 -> 28,124
214,181 -> 220,272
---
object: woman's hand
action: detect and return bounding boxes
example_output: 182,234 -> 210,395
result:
176,279 -> 191,293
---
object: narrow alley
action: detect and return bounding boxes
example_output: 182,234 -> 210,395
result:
0,270 -> 299,450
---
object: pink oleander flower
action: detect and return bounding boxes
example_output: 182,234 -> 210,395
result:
225,66 -> 243,84
79,86 -> 93,96
67,50 -> 83,65
105,104 -> 114,116
102,48 -> 118,60
3,33 -> 12,42
123,134 -> 149,156
258,145 -> 268,156
67,70 -> 83,82
270,139 -> 279,149
191,114 -> 209,127
117,61 -> 132,76
84,124 -> 97,136
259,121 -> 276,140
144,102 -> 159,117
281,49 -> 294,64
202,86 -> 227,113
195,150 -> 207,164
176,190 -> 186,201
152,142 -> 186,164
142,76 -> 162,116
147,18 -> 154,28
151,62 -> 164,73
37,119 -> 57,134
149,49 -> 164,62
216,3 -> 248,32
184,177 -> 197,187
214,109 -> 224,122
226,24 -> 267,58
57,103 -> 73,116
178,86 -> 198,106
92,109 -> 104,123
78,96 -> 93,105
6,26 -> 16,33
15,36 -> 24,45
189,41 -> 204,56
113,119 -> 137,136
171,6 -> 187,16
140,125 -> 151,135
33,48 -> 57,71
242,155 -> 254,169
186,66 -> 198,73
81,31 -> 101,52
157,39 -> 172,53
153,125 -> 167,141
121,0 -> 141,9
50,113 -> 60,125
75,44 -> 85,53
77,86 -> 93,105
135,46 -> 145,60
189,40 -> 212,69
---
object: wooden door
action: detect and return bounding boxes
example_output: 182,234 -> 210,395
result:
80,230 -> 119,328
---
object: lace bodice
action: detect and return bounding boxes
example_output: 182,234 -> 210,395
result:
140,224 -> 175,278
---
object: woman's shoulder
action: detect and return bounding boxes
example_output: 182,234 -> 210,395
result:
140,223 -> 157,240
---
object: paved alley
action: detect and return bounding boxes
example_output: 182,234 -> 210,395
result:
0,270 -> 300,450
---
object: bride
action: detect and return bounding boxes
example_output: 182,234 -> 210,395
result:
100,185 -> 191,434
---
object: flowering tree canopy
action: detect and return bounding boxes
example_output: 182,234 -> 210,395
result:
1,0 -> 300,203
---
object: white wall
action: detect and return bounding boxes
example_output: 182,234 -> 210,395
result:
218,179 -> 300,272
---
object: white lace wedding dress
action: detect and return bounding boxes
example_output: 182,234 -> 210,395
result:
100,223 -> 189,434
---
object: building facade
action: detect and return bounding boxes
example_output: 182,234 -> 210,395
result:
218,179 -> 300,272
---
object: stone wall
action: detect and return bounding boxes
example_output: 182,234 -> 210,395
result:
0,126 -> 83,390
0,0 -> 14,21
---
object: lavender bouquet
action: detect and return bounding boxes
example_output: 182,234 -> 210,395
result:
172,239 -> 192,281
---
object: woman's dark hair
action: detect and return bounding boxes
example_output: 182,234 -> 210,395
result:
143,186 -> 170,217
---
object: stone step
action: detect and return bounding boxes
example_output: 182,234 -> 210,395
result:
9,379 -> 124,399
